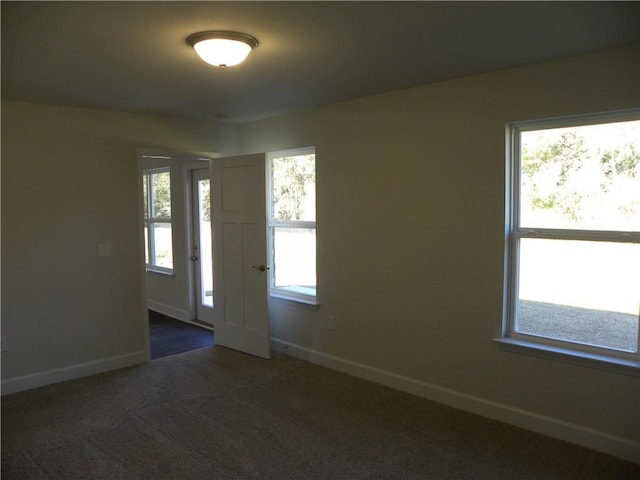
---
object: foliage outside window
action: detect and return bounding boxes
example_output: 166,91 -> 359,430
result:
143,169 -> 173,272
504,111 -> 639,369
268,147 -> 317,303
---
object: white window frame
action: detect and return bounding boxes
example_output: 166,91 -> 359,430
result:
498,110 -> 640,374
267,147 -> 318,306
143,167 -> 174,274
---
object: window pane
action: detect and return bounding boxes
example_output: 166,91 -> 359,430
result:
152,222 -> 173,269
144,224 -> 149,264
198,179 -> 213,307
151,171 -> 171,218
273,227 -> 316,291
272,154 -> 315,221
142,174 -> 148,219
517,238 -> 639,352
520,120 -> 640,231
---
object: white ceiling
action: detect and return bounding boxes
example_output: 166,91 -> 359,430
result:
2,1 -> 638,124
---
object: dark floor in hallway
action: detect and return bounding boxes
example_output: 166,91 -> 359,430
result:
148,310 -> 213,359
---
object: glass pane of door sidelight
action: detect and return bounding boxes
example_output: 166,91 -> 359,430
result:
192,168 -> 214,325
198,177 -> 213,308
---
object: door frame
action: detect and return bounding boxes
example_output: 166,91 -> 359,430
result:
137,148 -> 216,359
137,149 -> 270,360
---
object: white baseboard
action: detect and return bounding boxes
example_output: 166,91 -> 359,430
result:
271,338 -> 640,464
1,350 -> 148,396
147,300 -> 190,321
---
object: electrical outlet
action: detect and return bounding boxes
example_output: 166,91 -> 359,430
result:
327,315 -> 335,331
1,337 -> 8,352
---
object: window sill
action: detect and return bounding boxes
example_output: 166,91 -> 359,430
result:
270,293 -> 319,310
493,337 -> 640,377
145,268 -> 175,278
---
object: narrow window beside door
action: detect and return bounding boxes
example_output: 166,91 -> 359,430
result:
191,167 -> 215,325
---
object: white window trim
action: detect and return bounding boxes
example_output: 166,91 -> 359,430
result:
267,147 -> 318,305
498,110 -> 640,375
143,167 -> 174,274
145,267 -> 175,277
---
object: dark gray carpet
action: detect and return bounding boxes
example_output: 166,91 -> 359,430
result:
2,346 -> 638,479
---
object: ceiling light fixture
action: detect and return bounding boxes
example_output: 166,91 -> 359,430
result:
187,31 -> 259,69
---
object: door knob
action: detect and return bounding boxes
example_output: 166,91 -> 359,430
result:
251,264 -> 269,272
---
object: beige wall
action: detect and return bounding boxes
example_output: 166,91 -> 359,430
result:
1,102 -> 228,386
238,46 -> 640,449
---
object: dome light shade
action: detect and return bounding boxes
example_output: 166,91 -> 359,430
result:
187,31 -> 259,68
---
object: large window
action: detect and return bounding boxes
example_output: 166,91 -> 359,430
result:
143,168 -> 173,272
268,147 -> 316,303
503,111 -> 639,369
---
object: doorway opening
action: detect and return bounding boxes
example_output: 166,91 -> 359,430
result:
138,150 -> 272,361
139,150 -> 218,360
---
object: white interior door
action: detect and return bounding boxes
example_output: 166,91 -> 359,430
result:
191,168 -> 214,325
211,153 -> 270,359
